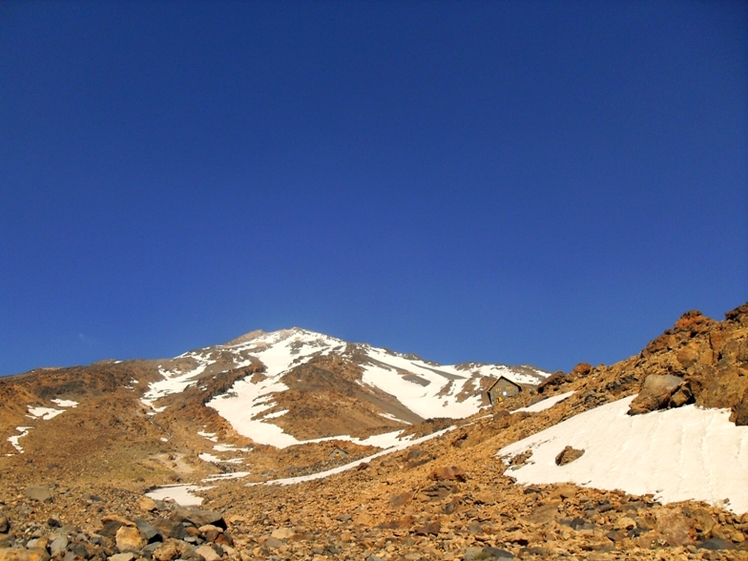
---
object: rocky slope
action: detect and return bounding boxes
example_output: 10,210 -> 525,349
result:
1,305 -> 747,560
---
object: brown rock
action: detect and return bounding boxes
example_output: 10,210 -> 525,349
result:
270,528 -> 294,540
137,497 -> 158,512
731,390 -> 748,426
115,526 -> 146,553
414,520 -> 441,535
194,545 -> 221,561
689,508 -> 717,535
24,486 -> 53,502
654,510 -> 693,546
0,549 -> 50,561
378,516 -> 414,530
528,502 -> 559,524
430,466 -> 466,482
628,374 -> 685,415
153,539 -> 193,561
388,492 -> 412,508
555,446 -> 584,465
198,524 -> 222,542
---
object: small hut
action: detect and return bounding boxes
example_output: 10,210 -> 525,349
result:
486,376 -> 522,406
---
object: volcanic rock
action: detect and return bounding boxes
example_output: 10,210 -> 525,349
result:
628,374 -> 687,415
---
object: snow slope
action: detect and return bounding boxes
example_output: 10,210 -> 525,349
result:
498,396 -> 748,513
142,327 -> 548,449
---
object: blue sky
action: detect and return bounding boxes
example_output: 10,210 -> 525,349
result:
1,1 -> 746,376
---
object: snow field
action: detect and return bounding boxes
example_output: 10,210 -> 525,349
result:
498,396 -> 748,513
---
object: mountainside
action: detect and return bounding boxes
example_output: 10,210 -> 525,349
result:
0,328 -> 548,483
1,305 -> 748,561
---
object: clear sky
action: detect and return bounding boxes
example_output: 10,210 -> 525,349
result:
1,1 -> 746,377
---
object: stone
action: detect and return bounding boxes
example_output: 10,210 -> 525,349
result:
429,466 -> 466,482
24,486 -> 53,502
654,510 -> 693,547
698,537 -> 737,550
528,502 -> 559,524
0,549 -> 50,561
270,528 -> 294,540
152,518 -> 184,540
115,526 -> 146,553
0,517 -> 8,534
153,539 -> 193,561
689,508 -> 717,535
628,374 -> 686,415
194,545 -> 220,561
171,509 -> 226,530
555,446 -> 584,465
198,524 -> 222,542
731,390 -> 748,426
413,520 -> 441,535
50,536 -> 69,557
137,497 -> 158,512
108,554 -> 136,561
135,519 -> 160,542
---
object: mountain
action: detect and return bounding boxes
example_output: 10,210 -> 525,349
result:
0,327 -> 548,483
145,327 -> 548,448
1,306 -> 747,560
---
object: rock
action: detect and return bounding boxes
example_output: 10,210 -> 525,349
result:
0,549 -> 50,561
108,554 -> 136,561
698,537 -> 737,550
152,519 -> 184,540
528,502 -> 559,524
654,510 -> 693,547
134,519 -> 160,542
152,539 -> 194,561
555,446 -> 584,465
731,390 -> 748,426
430,466 -> 466,482
466,546 -> 513,560
171,509 -> 225,530
137,497 -> 158,512
414,520 -> 441,535
194,545 -> 220,561
24,486 -> 53,502
388,492 -> 412,507
270,528 -> 294,540
628,374 -> 686,415
688,508 -> 717,535
101,516 -> 135,527
0,517 -> 8,534
198,524 -> 222,542
50,536 -> 69,557
115,526 -> 146,553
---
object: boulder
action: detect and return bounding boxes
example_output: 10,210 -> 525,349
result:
555,446 -> 584,466
170,509 -> 225,530
628,374 -> 686,415
115,526 -> 146,553
24,486 -> 53,502
731,390 -> 748,426
429,466 -> 466,482
49,536 -> 68,557
194,545 -> 220,561
136,497 -> 158,512
152,539 -> 194,561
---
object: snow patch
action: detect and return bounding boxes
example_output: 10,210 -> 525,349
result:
514,391 -> 575,414
27,406 -> 65,420
498,396 -> 748,513
50,399 -> 78,408
145,484 -> 214,506
8,427 -> 32,453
